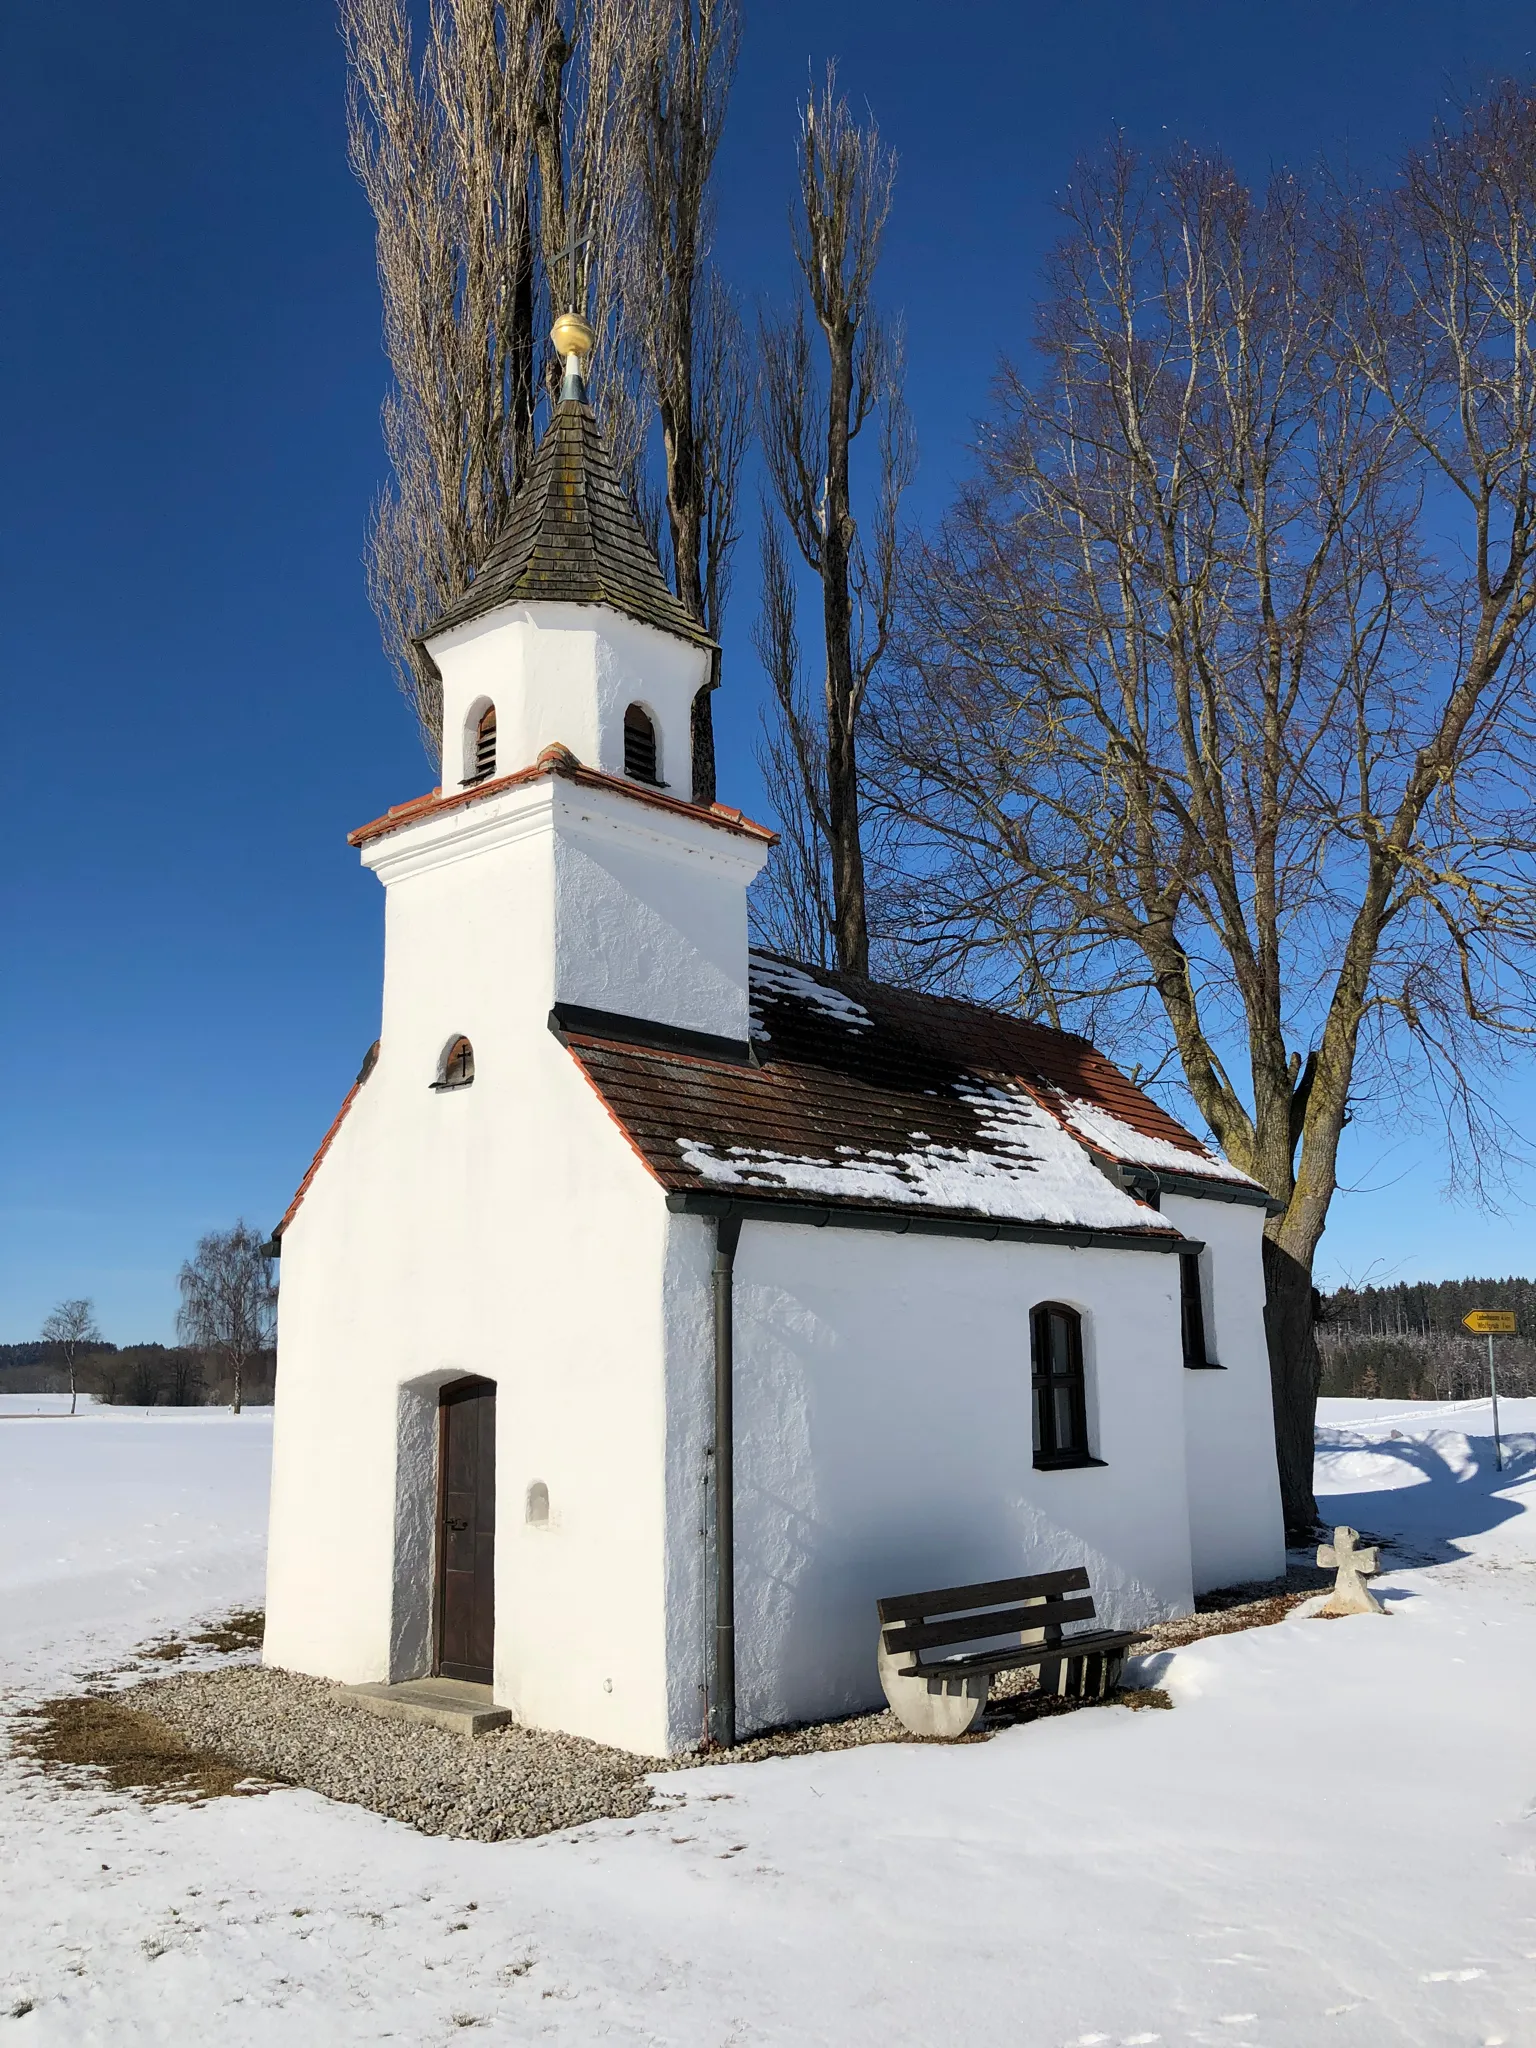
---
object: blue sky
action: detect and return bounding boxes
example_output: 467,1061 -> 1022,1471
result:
3,1 -> 1534,1342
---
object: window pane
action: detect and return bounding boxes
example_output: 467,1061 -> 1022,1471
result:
1181,1253 -> 1206,1366
1050,1313 -> 1073,1375
1053,1385 -> 1076,1450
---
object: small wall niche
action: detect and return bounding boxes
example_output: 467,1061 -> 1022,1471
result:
526,1480 -> 550,1527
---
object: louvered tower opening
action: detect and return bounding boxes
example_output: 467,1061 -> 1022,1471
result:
623,704 -> 658,784
469,705 -> 497,784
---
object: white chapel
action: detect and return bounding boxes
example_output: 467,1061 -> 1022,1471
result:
262,326 -> 1286,1757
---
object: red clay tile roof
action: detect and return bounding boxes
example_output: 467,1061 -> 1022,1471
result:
559,954 -> 1253,1234
348,744 -> 775,851
273,1043 -> 378,1241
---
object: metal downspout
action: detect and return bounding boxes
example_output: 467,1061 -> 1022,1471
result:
709,1212 -> 742,1749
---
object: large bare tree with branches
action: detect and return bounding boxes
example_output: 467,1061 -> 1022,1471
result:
877,109 -> 1536,1529
755,72 -> 913,974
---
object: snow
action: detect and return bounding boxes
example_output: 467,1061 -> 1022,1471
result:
1051,1092 -> 1259,1186
5,1398 -> 1536,2042
678,1078 -> 1172,1231
748,951 -> 873,1035
0,1408 -> 271,1695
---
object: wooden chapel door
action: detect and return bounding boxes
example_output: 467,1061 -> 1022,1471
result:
435,1377 -> 496,1685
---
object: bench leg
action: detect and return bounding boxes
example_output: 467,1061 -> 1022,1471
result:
877,1632 -> 989,1738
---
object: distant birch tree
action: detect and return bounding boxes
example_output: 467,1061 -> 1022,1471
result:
878,108 -> 1536,1529
40,1297 -> 101,1418
177,1224 -> 276,1419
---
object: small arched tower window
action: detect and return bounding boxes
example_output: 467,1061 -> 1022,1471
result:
434,1035 -> 475,1089
623,703 -> 658,784
468,704 -> 497,785
1030,1302 -> 1091,1467
526,1480 -> 550,1526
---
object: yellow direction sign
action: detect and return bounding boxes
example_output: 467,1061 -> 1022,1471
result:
1464,1310 -> 1517,1334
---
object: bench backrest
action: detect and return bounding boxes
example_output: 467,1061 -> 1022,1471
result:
878,1567 -> 1098,1661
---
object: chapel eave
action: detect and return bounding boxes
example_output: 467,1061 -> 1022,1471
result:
346,744 -> 776,852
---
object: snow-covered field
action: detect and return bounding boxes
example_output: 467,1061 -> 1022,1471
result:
3,1399 -> 1534,2045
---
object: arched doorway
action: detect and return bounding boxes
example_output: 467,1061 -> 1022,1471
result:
435,1376 -> 496,1684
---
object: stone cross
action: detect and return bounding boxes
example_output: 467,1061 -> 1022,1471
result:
1317,1525 -> 1384,1615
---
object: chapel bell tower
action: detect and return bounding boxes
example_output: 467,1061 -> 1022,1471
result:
351,315 -> 770,1049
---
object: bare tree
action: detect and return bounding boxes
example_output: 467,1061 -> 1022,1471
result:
40,1298 -> 101,1417
177,1224 -> 277,1418
628,0 -> 749,799
878,124 -> 1536,1529
757,72 -> 913,975
752,514 -> 836,962
345,0 -> 650,759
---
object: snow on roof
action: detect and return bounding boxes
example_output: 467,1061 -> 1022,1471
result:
1049,1094 -> 1259,1188
749,951 -> 873,1038
557,956 -> 1230,1237
676,1077 -> 1170,1232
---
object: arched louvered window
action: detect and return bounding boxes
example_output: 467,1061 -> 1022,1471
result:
435,1035 -> 475,1089
468,704 -> 497,784
1030,1302 -> 1092,1467
623,703 -> 658,784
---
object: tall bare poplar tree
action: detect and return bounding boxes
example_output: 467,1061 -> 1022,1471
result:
344,0 -> 650,758
880,114 -> 1536,1529
629,0 -> 749,800
757,73 -> 913,975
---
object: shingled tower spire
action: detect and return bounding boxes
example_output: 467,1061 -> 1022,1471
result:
428,322 -> 711,652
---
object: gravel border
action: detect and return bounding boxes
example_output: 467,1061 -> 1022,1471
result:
15,1573 -> 1327,1842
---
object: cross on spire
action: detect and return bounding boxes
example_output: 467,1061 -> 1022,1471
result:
560,210 -> 589,315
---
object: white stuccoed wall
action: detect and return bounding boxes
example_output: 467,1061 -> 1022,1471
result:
428,602 -> 710,792
265,768 -> 763,1757
1166,1192 -> 1287,1591
661,1215 -> 1202,1742
550,780 -> 761,1041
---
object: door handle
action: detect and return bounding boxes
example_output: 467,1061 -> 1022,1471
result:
445,1517 -> 469,1532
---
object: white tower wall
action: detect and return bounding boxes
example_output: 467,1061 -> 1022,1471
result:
431,602 -> 711,792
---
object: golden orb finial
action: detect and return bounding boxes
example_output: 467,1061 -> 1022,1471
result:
551,311 -> 595,362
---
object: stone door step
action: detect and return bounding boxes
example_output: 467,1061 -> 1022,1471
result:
341,1677 -> 511,1738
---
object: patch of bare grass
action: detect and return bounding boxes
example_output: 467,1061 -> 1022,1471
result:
13,1690 -> 276,1804
136,1609 -> 265,1667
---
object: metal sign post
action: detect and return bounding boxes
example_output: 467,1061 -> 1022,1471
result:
1463,1310 -> 1518,1472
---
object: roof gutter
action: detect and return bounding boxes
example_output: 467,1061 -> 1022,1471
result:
666,1189 -> 1199,1255
1151,1168 -> 1284,1215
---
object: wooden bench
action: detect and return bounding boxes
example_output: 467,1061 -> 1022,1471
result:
876,1567 -> 1150,1738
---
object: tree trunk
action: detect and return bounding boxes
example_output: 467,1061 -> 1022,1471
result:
232,1356 -> 243,1418
1261,1235 -> 1321,1535
822,337 -> 870,978
690,662 -> 717,805
68,1354 -> 77,1417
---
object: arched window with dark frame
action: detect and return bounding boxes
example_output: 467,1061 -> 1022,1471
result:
467,704 -> 497,785
623,703 -> 658,783
1030,1302 -> 1093,1467
434,1035 -> 475,1089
